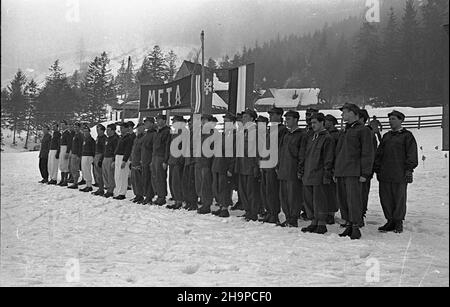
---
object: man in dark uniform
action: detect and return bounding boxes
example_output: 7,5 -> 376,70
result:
211,113 -> 236,218
260,107 -> 288,224
167,115 -> 187,210
369,115 -> 383,144
141,117 -> 156,205
38,125 -> 52,183
235,109 -> 261,221
324,114 -> 340,224
152,114 -> 171,205
67,123 -> 76,183
374,110 -> 418,233
182,116 -> 199,211
277,110 -> 305,227
334,103 -> 375,240
92,124 -> 107,196
113,121 -> 135,200
325,114 -> 340,143
230,112 -> 245,211
102,123 -> 119,198
359,109 -> 378,226
58,120 -> 72,186
299,113 -> 335,234
196,115 -> 216,214
130,123 -> 146,203
80,124 -> 96,192
68,122 -> 83,189
47,122 -> 61,185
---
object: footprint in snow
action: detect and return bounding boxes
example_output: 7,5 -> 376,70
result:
182,263 -> 200,274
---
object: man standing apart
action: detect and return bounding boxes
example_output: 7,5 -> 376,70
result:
102,124 -> 119,198
374,110 -> 418,233
38,125 -> 52,183
151,115 -> 171,205
334,103 -> 374,240
299,113 -> 335,234
113,121 -> 135,200
92,124 -> 107,196
47,122 -> 61,185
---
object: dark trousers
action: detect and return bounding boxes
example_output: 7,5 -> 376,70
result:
169,164 -> 184,202
131,166 -> 143,197
260,169 -> 281,216
279,179 -> 303,222
169,166 -> 175,199
182,163 -> 197,206
142,163 -> 154,200
303,184 -> 329,223
361,179 -> 372,216
379,181 -> 408,221
39,157 -> 49,181
195,167 -> 213,207
212,172 -> 233,207
194,164 -> 202,199
239,174 -> 261,219
93,154 -> 104,191
326,181 -> 338,214
336,177 -> 363,225
151,156 -> 167,198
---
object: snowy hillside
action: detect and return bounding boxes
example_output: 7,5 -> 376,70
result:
1,124 -> 448,286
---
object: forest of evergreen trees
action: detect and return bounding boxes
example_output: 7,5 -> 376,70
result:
1,0 -> 448,147
216,0 -> 448,107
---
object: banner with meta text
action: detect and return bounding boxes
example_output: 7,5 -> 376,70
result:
139,75 -> 192,112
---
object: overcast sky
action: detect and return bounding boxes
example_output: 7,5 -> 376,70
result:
1,0 -> 362,85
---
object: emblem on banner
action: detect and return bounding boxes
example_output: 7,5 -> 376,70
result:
204,79 -> 212,95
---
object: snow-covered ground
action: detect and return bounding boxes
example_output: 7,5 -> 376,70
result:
1,125 -> 448,286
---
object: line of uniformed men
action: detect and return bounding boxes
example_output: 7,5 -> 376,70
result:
38,104 -> 418,240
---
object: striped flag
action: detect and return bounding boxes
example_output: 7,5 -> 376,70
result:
191,70 -> 213,114
228,63 -> 255,115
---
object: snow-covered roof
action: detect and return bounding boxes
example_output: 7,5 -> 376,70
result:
255,88 -> 320,108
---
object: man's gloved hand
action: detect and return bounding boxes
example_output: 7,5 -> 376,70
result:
405,170 -> 413,184
98,160 -> 103,168
55,153 -> 59,159
253,167 -> 260,179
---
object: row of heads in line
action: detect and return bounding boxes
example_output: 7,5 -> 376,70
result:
42,104 -> 406,133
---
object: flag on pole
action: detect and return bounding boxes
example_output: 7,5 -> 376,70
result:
191,69 -> 213,114
228,63 -> 255,115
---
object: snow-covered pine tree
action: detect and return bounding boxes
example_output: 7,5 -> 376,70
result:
84,52 -> 115,123
115,59 -> 127,99
37,60 -> 76,125
166,50 -> 178,82
3,70 -> 28,145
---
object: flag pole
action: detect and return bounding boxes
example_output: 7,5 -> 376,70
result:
201,30 -> 206,114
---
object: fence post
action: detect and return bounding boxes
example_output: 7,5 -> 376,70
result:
418,116 -> 421,129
